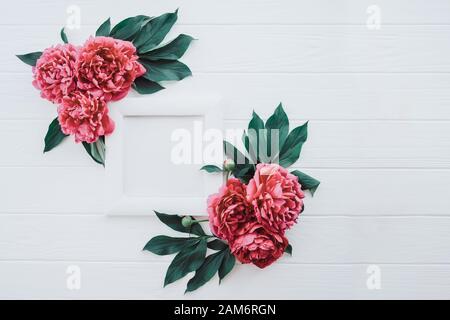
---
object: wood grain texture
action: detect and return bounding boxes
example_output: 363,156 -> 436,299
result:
227,119 -> 450,168
1,118 -> 449,168
4,73 -> 450,120
0,167 -> 448,215
1,215 -> 450,264
0,167 -> 104,213
4,0 -> 450,25
7,25 -> 450,73
2,0 -> 450,299
1,261 -> 450,299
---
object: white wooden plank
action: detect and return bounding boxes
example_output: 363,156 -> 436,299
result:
226,119 -> 450,168
4,73 -> 450,120
2,118 -> 449,168
4,0 -> 450,25
7,25 -> 450,73
0,168 -> 104,213
0,120 -> 96,167
1,261 -> 449,299
1,215 -> 450,263
0,168 -> 449,215
302,169 -> 450,216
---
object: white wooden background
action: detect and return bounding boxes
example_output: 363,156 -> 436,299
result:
1,0 -> 450,299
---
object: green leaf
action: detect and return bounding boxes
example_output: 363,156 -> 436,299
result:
43,118 -> 68,153
154,211 -> 206,236
285,244 -> 293,255
139,59 -> 192,82
164,239 -> 207,287
189,217 -> 207,236
223,141 -> 249,166
95,18 -> 111,37
200,165 -> 223,173
223,140 -> 255,183
207,239 -> 228,251
279,121 -> 308,168
134,10 -> 178,53
143,236 -> 199,255
232,164 -> 255,184
290,170 -> 320,196
16,52 -> 42,66
109,15 -> 150,40
141,34 -> 194,60
132,77 -> 165,95
242,131 -> 249,154
60,27 -> 68,43
218,248 -> 235,283
82,136 -> 105,166
185,250 -> 225,293
266,103 -> 289,160
247,111 -> 265,163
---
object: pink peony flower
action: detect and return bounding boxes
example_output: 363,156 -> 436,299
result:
58,91 -> 115,143
32,44 -> 79,104
230,224 -> 288,268
207,178 -> 254,241
76,36 -> 146,102
246,163 -> 304,233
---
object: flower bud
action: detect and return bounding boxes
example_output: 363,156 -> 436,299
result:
223,158 -> 236,172
181,216 -> 193,228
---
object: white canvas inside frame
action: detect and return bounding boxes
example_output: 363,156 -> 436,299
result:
105,93 -> 224,216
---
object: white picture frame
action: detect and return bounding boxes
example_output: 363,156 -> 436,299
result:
105,93 -> 224,216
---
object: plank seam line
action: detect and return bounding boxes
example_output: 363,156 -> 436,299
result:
7,71 -> 450,75
7,71 -> 450,76
1,260 -> 450,266
4,118 -> 450,123
0,213 -> 449,218
5,23 -> 450,27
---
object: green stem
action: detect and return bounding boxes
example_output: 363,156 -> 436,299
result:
195,219 -> 209,223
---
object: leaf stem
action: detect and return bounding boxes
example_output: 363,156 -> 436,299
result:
193,219 -> 209,223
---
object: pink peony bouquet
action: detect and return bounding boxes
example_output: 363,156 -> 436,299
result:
144,104 -> 320,292
17,10 -> 193,165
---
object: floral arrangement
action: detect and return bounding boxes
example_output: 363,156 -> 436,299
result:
17,10 -> 193,165
144,104 -> 320,292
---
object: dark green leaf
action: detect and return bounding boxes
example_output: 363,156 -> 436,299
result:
189,217 -> 207,236
43,118 -> 68,153
82,136 -> 105,166
140,34 -> 194,60
266,103 -> 289,160
154,211 -> 206,236
164,239 -> 207,287
223,140 -> 255,183
143,235 -> 199,255
185,250 -> 224,293
290,170 -> 320,196
207,239 -> 228,251
132,77 -> 165,94
247,111 -> 266,163
223,141 -> 249,166
242,131 -> 249,154
16,52 -> 42,66
285,244 -> 292,255
110,15 -> 150,40
95,18 -> 111,37
139,59 -> 192,82
218,248 -> 235,283
134,10 -> 178,53
232,164 -> 255,184
200,165 -> 223,173
60,27 -> 68,43
279,121 -> 308,168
